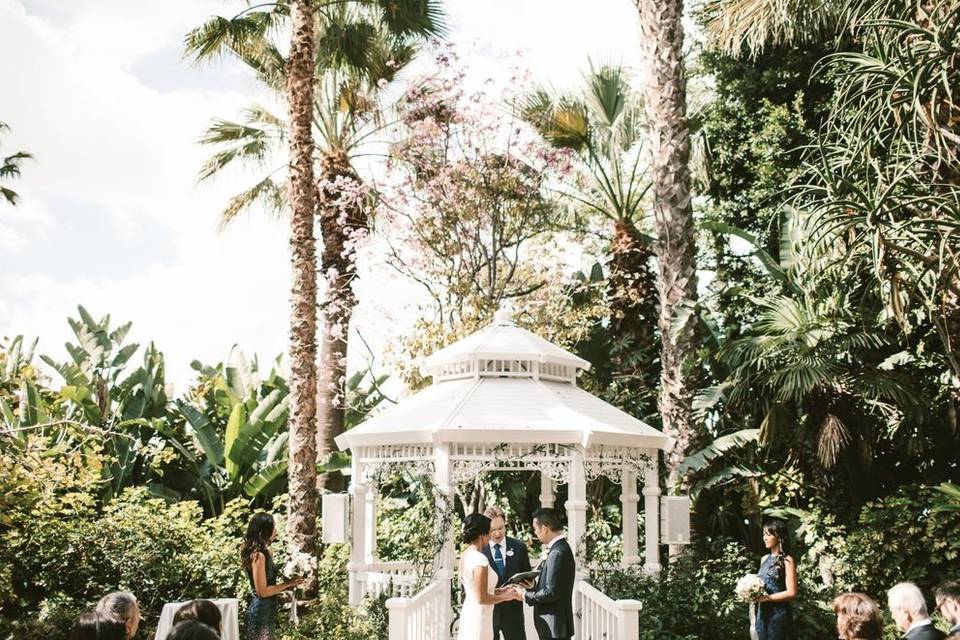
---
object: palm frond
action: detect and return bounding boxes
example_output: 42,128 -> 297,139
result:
816,413 -> 851,468
675,428 -> 760,479
219,176 -> 287,230
372,0 -> 447,38
700,0 -> 848,56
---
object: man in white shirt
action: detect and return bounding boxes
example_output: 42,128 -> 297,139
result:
888,582 -> 946,640
481,506 -> 532,640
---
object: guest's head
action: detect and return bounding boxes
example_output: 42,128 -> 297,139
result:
483,506 -> 507,544
242,512 -> 276,569
935,580 -> 960,626
462,512 -> 492,546
887,582 -> 930,631
761,520 -> 791,556
172,600 -> 222,636
531,508 -> 563,545
167,620 -> 220,640
832,592 -> 883,640
70,611 -> 127,640
96,592 -> 140,639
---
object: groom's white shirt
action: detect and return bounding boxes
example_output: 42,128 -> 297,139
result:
545,534 -> 565,550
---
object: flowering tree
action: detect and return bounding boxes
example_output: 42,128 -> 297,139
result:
377,49 -> 599,385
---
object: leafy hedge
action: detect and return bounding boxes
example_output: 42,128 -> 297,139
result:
1,487 -> 252,640
593,540 -> 834,640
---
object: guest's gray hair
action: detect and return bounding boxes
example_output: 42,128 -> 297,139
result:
97,592 -> 139,623
887,582 -> 928,617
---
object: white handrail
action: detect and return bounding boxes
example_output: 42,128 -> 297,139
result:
578,581 -> 642,640
359,561 -> 419,600
386,579 -> 448,640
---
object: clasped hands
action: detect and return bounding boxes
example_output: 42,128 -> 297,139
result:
495,581 -> 534,601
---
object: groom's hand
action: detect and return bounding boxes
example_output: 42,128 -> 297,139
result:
518,580 -> 534,589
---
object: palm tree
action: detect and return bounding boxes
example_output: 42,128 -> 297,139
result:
634,0 -> 700,483
185,1 -> 444,499
284,0 -> 320,554
1,122 -> 31,206
521,63 -> 659,417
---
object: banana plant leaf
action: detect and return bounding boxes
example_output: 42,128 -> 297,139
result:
243,459 -> 288,497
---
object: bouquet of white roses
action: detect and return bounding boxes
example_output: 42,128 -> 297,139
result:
283,552 -> 318,582
735,573 -> 766,602
283,552 -> 317,625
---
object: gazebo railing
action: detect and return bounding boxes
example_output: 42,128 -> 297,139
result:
578,581 -> 642,640
359,561 -> 419,599
386,579 -> 448,640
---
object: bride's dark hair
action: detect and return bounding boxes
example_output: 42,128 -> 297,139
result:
462,512 -> 491,543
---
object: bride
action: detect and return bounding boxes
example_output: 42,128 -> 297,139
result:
458,513 -> 523,640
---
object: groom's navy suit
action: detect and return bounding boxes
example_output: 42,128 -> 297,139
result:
523,536 -> 575,640
482,536 -> 531,640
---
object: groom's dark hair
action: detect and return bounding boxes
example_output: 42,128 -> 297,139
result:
531,508 -> 562,531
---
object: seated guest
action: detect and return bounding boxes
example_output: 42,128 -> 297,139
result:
833,592 -> 883,640
934,581 -> 960,639
168,620 -> 220,640
173,599 -> 222,637
888,582 -> 946,640
96,592 -> 140,640
70,611 -> 127,640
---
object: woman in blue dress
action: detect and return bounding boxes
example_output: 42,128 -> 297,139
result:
754,520 -> 797,640
241,513 -> 304,640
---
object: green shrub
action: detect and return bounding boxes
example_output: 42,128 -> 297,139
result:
593,540 -> 834,640
1,487 -> 254,640
277,544 -> 387,640
844,485 -> 960,597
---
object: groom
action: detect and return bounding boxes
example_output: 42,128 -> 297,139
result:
521,508 -> 575,640
481,506 -> 532,640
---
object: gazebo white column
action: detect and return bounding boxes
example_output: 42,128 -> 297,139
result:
539,474 -> 555,508
621,464 -> 640,566
364,486 -> 378,563
348,456 -> 369,605
434,442 -> 455,634
643,453 -> 662,573
566,447 -> 587,560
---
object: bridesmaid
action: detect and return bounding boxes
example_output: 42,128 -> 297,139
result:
241,513 -> 304,640
754,520 -> 797,640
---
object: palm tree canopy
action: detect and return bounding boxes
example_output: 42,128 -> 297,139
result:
521,62 -> 648,224
186,0 -> 445,227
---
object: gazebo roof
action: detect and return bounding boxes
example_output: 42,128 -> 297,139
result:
423,308 -> 591,374
335,307 -> 670,451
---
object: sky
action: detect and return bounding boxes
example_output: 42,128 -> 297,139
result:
0,0 -> 657,392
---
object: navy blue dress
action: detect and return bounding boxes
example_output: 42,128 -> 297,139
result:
245,552 -> 280,640
755,554 -> 792,640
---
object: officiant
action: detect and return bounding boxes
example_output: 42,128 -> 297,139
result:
481,506 -> 532,640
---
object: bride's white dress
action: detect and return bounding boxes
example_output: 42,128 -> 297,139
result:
457,546 -> 498,640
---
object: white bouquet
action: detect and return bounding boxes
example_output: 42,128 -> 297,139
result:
283,552 -> 317,626
283,552 -> 318,581
735,573 -> 766,602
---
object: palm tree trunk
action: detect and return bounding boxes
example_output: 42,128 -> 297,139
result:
286,0 -> 319,555
316,149 -> 367,493
609,218 -> 659,416
636,0 -> 700,486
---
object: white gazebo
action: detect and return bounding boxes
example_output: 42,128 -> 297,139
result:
332,306 -> 679,640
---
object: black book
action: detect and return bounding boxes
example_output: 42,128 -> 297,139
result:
504,570 -> 540,585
